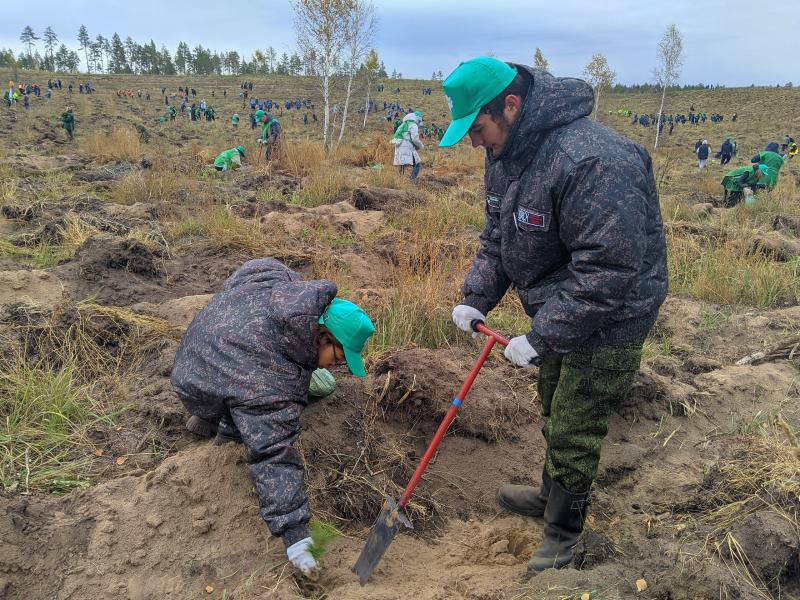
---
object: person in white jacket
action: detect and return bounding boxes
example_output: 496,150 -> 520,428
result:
392,111 -> 424,180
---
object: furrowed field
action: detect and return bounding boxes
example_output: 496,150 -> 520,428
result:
1,70 -> 799,600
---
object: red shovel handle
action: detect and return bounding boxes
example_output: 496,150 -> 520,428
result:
472,321 -> 510,347
397,322 -> 509,508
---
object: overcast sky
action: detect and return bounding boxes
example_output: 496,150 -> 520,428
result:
2,0 -> 797,86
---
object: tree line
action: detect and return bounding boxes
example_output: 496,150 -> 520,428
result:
3,23 -> 391,78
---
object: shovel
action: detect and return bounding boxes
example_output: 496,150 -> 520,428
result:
353,321 -> 510,584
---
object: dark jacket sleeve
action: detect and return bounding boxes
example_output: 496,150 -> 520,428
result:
462,202 -> 511,316
527,158 -> 647,354
736,170 -> 753,187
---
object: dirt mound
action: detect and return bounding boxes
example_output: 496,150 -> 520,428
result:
101,200 -> 177,222
748,230 -> 800,261
1,153 -> 88,177
773,213 -> 800,235
0,444 -> 278,600
75,234 -> 163,281
351,186 -> 425,214
0,270 -> 64,309
230,196 -> 303,219
418,173 -> 459,192
729,510 -> 800,593
73,161 -> 140,182
238,172 -> 301,192
53,242 -> 241,307
684,190 -> 720,205
1,201 -> 42,223
370,346 -> 536,442
130,294 -> 213,329
261,201 -> 385,237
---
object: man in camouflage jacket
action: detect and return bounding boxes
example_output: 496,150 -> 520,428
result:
171,258 -> 374,576
440,57 -> 667,575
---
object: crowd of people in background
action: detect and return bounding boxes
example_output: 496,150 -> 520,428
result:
623,108 -> 738,136
7,74 -> 798,206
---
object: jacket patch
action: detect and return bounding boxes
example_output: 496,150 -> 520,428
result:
486,194 -> 502,209
516,207 -> 547,229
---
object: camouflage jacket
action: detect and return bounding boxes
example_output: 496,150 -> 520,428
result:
171,258 -> 336,545
463,65 -> 668,354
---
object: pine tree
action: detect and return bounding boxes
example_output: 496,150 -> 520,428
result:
43,27 -> 58,70
109,33 -> 129,73
77,25 -> 91,72
175,42 -> 191,75
160,46 -> 176,75
124,37 -> 138,72
19,26 -> 39,63
54,44 -> 70,71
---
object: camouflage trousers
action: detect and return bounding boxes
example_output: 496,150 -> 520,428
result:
537,338 -> 645,493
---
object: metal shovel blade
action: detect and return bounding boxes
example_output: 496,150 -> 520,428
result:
353,496 -> 413,585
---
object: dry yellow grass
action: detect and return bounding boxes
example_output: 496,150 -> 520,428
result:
667,233 -> 800,307
168,205 -> 265,253
276,138 -> 327,178
81,127 -> 142,161
110,171 -> 185,205
295,165 -> 351,207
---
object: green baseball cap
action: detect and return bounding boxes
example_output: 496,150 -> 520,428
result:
439,57 -> 518,148
319,298 -> 375,377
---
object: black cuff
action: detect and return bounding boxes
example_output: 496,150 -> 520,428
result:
281,523 -> 310,548
462,295 -> 494,318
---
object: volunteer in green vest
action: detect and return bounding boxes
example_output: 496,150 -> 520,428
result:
259,113 -> 282,161
214,146 -> 246,172
60,106 -> 75,141
751,143 -> 784,189
722,164 -> 768,206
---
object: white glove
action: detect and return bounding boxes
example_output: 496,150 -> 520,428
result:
286,537 -> 318,577
504,335 -> 539,368
452,305 -> 486,335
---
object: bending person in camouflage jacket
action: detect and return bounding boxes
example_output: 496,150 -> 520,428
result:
440,57 -> 668,575
171,258 -> 375,577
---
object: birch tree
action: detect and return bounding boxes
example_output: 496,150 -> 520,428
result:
583,53 -> 615,120
337,0 -> 376,144
653,24 -> 683,149
292,0 -> 352,150
362,49 -> 380,127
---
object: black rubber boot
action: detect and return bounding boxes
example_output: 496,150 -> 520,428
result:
496,468 -> 551,518
527,479 -> 590,575
213,413 -> 243,445
186,415 -> 216,438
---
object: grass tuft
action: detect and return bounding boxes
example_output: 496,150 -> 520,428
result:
0,356 -> 115,494
81,127 -> 142,161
